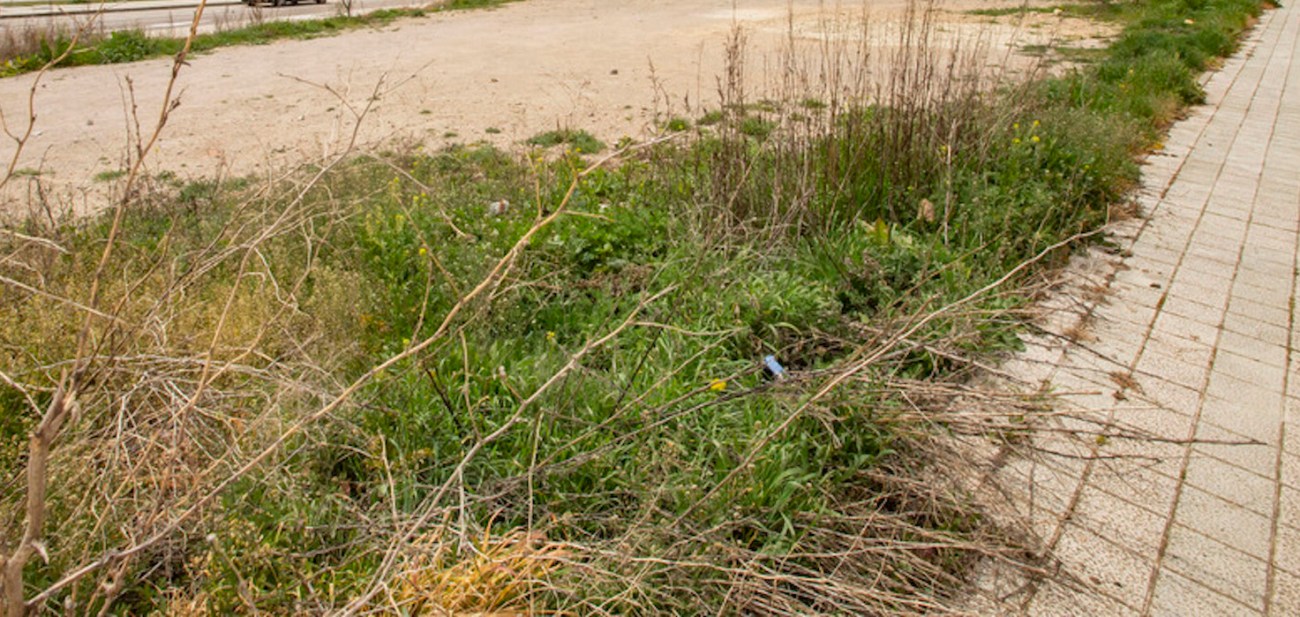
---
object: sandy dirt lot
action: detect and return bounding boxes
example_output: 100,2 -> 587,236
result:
0,0 -> 1111,214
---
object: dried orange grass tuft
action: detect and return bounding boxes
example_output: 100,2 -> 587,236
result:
399,529 -> 566,616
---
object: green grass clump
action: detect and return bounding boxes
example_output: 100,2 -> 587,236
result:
697,109 -> 725,125
437,0 -> 520,9
525,128 -> 606,153
738,115 -> 776,139
93,169 -> 126,182
663,116 -> 692,132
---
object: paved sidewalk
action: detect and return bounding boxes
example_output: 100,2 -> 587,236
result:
977,2 -> 1300,615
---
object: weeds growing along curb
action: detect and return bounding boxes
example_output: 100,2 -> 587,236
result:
1,9 -> 423,77
0,0 -> 1270,613
0,0 -> 521,78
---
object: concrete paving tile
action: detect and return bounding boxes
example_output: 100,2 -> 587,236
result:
1086,334 -> 1145,368
1151,250 -> 1198,273
1174,247 -> 1238,275
1049,377 -> 1118,407
1128,255 -> 1176,277
1030,430 -> 1098,463
1183,455 -> 1277,516
1214,183 -> 1263,205
1148,568 -> 1261,617
1199,394 -> 1283,445
1268,570 -> 1300,616
1057,352 -> 1131,389
1051,526 -> 1154,603
1096,298 -> 1160,330
1028,579 -> 1142,616
1134,379 -> 1203,414
1227,295 -> 1293,328
1236,248 -> 1296,273
1146,331 -> 1216,366
1280,486 -> 1300,531
1162,294 -> 1227,326
1274,524 -> 1300,577
1187,243 -> 1244,267
1115,266 -> 1171,290
1208,375 -> 1284,417
1211,350 -> 1287,392
1071,485 -> 1167,549
1219,166 -> 1263,184
1194,422 -> 1278,478
1088,450 -> 1184,501
1171,485 -> 1274,559
1198,211 -> 1250,236
995,456 -> 1079,515
1243,225 -> 1296,246
1233,280 -> 1295,309
1146,208 -> 1200,230
1174,160 -> 1222,185
1115,398 -> 1197,433
1153,310 -> 1222,347
1163,524 -> 1270,610
1223,312 -> 1290,346
1252,214 -> 1300,233
1136,349 -> 1212,390
1216,330 -> 1289,368
1188,230 -> 1247,254
1279,426 -> 1300,462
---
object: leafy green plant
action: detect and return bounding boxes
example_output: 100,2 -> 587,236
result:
525,128 -> 606,153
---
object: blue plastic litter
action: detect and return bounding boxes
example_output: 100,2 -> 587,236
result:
763,355 -> 787,380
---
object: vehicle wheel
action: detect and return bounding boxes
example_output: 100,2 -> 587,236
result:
315,0 -> 325,4
271,0 -> 281,6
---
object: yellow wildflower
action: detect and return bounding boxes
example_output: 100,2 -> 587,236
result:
709,379 -> 727,392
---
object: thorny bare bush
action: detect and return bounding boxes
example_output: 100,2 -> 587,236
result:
0,2 -> 1133,615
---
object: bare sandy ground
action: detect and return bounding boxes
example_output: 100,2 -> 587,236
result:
0,0 -> 1113,214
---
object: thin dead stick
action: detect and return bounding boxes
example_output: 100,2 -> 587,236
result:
0,229 -> 68,254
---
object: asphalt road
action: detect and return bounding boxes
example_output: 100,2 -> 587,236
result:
1,0 -> 429,37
